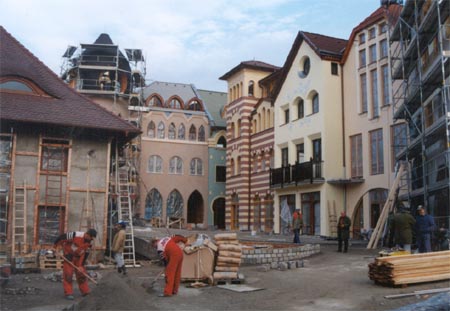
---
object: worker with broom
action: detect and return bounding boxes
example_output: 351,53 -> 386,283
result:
53,229 -> 97,300
153,235 -> 188,297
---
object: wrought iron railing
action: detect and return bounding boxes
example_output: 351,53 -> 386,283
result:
270,158 -> 323,187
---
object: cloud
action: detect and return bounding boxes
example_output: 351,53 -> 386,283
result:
1,0 -> 381,91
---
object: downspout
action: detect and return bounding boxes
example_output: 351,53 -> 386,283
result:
248,115 -> 252,231
340,63 -> 347,214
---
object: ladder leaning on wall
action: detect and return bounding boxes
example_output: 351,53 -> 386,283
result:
117,167 -> 138,267
12,181 -> 27,255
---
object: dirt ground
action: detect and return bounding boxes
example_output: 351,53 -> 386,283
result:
1,244 -> 449,311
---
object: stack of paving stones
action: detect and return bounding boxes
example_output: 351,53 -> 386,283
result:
213,233 -> 241,281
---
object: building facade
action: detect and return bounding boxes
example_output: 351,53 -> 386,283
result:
220,61 -> 279,231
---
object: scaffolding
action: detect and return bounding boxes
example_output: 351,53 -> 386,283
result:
387,0 -> 450,229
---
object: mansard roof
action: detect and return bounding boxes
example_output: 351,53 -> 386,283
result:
0,26 -> 140,138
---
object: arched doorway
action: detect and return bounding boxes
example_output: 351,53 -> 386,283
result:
187,190 -> 204,224
213,197 -> 226,230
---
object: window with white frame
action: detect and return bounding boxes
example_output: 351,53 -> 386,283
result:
158,121 -> 165,139
168,123 -> 176,139
148,155 -> 163,173
370,128 -> 384,175
190,158 -> 203,175
169,156 -> 183,174
350,134 -> 363,178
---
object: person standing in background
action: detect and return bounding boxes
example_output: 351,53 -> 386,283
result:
292,210 -> 303,244
415,205 -> 436,253
390,207 -> 415,252
112,220 -> 127,275
337,212 -> 351,253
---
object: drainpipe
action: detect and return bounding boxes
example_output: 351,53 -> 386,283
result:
248,115 -> 252,231
340,63 -> 347,214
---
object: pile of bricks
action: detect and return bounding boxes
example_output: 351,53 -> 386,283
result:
241,244 -> 320,265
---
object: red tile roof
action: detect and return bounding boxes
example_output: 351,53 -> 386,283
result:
301,31 -> 348,61
0,26 -> 140,137
219,60 -> 280,80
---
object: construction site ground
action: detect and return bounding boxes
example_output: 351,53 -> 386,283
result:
1,229 -> 449,311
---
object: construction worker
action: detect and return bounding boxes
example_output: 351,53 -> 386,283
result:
337,211 -> 351,253
53,229 -> 97,300
153,235 -> 188,297
390,207 -> 415,252
112,220 -> 127,275
415,205 -> 436,253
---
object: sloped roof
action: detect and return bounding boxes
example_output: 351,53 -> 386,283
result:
94,33 -> 114,45
143,81 -> 199,103
219,60 -> 280,80
271,31 -> 347,103
197,89 -> 227,128
0,26 -> 140,138
341,4 -> 402,64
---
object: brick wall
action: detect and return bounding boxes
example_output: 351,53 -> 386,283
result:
241,244 -> 320,265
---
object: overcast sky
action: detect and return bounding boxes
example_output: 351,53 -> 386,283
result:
2,0 -> 381,92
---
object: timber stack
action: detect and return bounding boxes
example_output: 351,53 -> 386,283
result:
213,233 -> 241,281
368,250 -> 450,286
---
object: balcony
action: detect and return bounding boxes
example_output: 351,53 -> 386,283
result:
270,159 -> 324,188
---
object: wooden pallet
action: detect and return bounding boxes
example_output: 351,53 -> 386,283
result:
39,258 -> 63,269
213,277 -> 244,286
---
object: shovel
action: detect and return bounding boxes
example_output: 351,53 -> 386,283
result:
149,269 -> 165,288
61,255 -> 98,285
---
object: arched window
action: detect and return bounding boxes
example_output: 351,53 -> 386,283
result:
298,99 -> 304,119
190,158 -> 203,175
169,98 -> 182,109
169,156 -> 183,174
178,123 -> 185,140
312,93 -> 319,114
217,136 -> 226,148
237,156 -> 241,175
253,154 -> 258,173
187,100 -> 202,111
147,121 -> 155,138
261,152 -> 266,171
148,155 -> 163,173
157,121 -> 165,139
230,122 -> 235,139
168,123 -> 176,139
189,125 -> 197,141
248,80 -> 254,96
0,77 -> 44,95
198,125 -> 205,142
230,158 -> 235,176
145,188 -> 162,219
147,95 -> 163,107
237,120 -> 241,137
167,190 -> 183,218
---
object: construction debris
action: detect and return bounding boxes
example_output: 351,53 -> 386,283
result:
368,250 -> 450,286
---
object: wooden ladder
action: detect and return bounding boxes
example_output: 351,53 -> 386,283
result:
367,162 -> 405,249
12,181 -> 27,255
118,168 -> 137,267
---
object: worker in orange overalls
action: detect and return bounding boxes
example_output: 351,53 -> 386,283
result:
53,229 -> 97,300
154,235 -> 188,297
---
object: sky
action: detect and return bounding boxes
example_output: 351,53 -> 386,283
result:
1,0 -> 382,92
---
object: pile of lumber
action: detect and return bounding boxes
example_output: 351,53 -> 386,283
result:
369,250 -> 450,286
213,233 -> 241,280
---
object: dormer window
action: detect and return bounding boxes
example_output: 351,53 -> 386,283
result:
0,77 -> 45,95
187,100 -> 202,111
169,98 -> 182,109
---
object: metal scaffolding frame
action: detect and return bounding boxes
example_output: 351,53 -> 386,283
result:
386,0 -> 450,229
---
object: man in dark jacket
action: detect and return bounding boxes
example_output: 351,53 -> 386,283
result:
390,208 -> 415,252
415,205 -> 436,253
337,212 -> 351,253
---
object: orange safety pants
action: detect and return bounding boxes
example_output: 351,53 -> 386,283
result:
62,255 -> 90,296
163,240 -> 184,296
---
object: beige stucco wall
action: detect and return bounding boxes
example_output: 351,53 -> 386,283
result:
342,19 -> 396,233
273,41 -> 345,236
138,110 -> 210,227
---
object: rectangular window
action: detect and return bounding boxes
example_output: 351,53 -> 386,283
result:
371,70 -> 379,117
331,62 -> 338,75
312,139 -> 322,162
216,166 -> 226,182
360,73 -> 368,113
391,123 -> 408,171
379,22 -> 387,34
281,147 -> 289,167
369,44 -> 377,63
359,33 -> 366,45
359,49 -> 366,67
369,28 -> 376,39
350,134 -> 363,178
381,65 -> 389,106
370,129 -> 384,175
284,109 -> 290,124
37,206 -> 65,244
41,139 -> 70,173
380,39 -> 388,58
296,143 -> 304,163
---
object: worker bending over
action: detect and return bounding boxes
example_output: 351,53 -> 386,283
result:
153,235 -> 188,297
53,229 -> 97,300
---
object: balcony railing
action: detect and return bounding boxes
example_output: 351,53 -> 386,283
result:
270,158 -> 323,188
